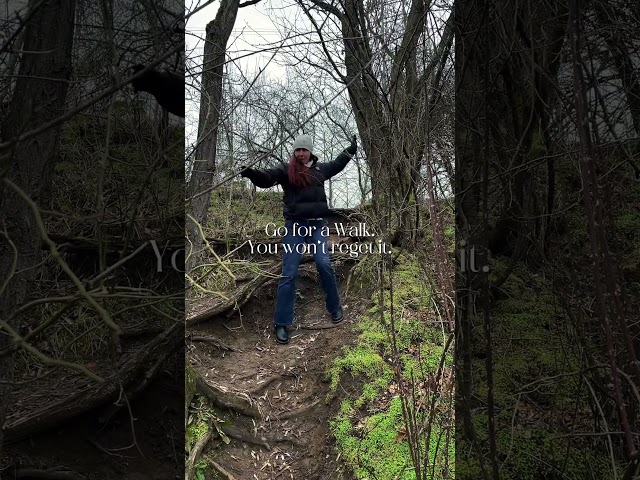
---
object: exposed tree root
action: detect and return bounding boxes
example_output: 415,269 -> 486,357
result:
220,424 -> 271,450
195,374 -> 261,419
217,424 -> 305,449
248,373 -> 295,395
277,399 -> 321,420
269,433 -> 306,447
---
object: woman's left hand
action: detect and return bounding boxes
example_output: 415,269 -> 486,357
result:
347,135 -> 357,154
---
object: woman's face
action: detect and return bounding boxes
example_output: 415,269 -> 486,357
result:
294,148 -> 311,164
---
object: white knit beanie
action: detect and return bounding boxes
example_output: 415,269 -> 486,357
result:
292,134 -> 313,152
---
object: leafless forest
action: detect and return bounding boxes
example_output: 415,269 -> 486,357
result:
0,0 -> 639,478
457,0 -> 640,478
1,0 -> 184,478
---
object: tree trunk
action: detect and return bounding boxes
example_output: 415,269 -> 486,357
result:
0,0 -> 76,456
304,0 -> 454,244
185,0 -> 240,277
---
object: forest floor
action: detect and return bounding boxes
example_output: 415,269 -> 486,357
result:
186,233 -> 366,480
2,354 -> 183,480
1,251 -> 184,480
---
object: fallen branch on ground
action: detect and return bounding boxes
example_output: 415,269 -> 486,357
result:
186,426 -> 212,480
4,322 -> 182,444
186,264 -> 280,326
210,460 -> 240,480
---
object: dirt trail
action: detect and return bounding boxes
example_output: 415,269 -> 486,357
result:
187,252 -> 366,480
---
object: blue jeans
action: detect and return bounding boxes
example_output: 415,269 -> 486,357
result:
273,219 -> 342,326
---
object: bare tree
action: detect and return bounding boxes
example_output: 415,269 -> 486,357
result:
186,0 -> 253,277
296,0 -> 454,245
457,0 -> 640,476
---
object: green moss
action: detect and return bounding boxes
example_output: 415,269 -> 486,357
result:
330,397 -> 415,480
400,344 -> 448,382
462,261 -> 621,478
186,415 -> 209,453
329,254 -> 454,479
443,224 -> 455,239
328,345 -> 393,393
355,383 -> 378,408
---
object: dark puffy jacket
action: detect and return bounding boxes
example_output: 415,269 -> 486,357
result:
243,148 -> 354,219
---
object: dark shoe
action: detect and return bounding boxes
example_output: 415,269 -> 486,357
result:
331,308 -> 344,324
274,325 -> 289,344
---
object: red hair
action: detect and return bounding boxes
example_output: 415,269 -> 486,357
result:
288,155 -> 312,187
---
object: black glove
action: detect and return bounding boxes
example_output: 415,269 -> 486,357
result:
346,135 -> 357,155
239,165 -> 251,178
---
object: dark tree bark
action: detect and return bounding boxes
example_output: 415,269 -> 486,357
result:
0,0 -> 76,456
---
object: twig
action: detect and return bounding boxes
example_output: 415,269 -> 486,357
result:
87,241 -> 150,289
298,323 -> 342,330
277,399 -> 321,420
210,460 -> 240,480
190,335 -> 238,352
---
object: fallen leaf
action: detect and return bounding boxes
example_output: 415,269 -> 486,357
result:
394,427 -> 407,443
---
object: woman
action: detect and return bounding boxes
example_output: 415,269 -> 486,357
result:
240,134 -> 357,344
